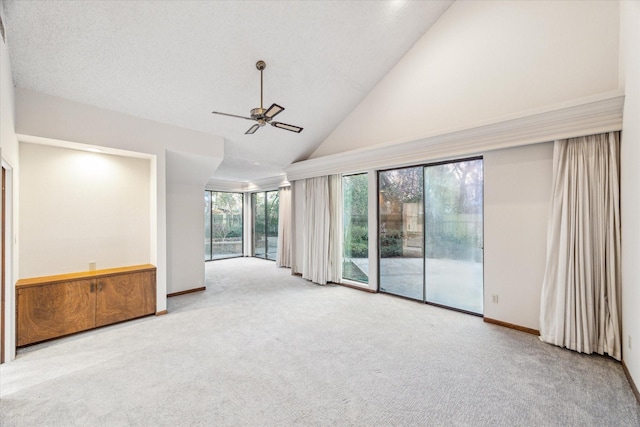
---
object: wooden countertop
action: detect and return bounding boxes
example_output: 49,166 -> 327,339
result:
16,264 -> 156,289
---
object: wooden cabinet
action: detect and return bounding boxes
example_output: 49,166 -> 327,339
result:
95,271 -> 155,327
16,265 -> 156,347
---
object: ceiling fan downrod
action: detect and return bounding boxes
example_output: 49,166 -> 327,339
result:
256,60 -> 266,110
251,60 -> 268,122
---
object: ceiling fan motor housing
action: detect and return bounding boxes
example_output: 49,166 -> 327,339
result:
251,107 -> 268,119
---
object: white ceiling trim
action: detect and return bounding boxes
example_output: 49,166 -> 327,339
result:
285,90 -> 625,181
16,134 -> 155,160
206,175 -> 289,193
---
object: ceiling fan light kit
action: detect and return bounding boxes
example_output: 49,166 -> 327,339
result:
212,60 -> 303,134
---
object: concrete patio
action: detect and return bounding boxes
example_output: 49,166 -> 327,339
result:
350,258 -> 483,314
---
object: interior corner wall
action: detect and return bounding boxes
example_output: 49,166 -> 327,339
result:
0,36 -> 17,167
311,0 -> 620,158
619,0 -> 640,393
19,143 -> 151,277
1,4 -> 20,361
166,185 -> 206,294
165,150 -> 220,294
483,142 -> 554,330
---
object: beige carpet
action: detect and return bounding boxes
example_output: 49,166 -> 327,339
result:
1,257 -> 639,426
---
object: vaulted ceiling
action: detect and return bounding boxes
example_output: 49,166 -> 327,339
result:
4,0 -> 454,182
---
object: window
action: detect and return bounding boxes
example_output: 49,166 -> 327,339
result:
342,173 -> 368,283
252,190 -> 279,260
205,191 -> 243,261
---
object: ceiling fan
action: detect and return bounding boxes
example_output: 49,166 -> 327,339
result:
212,60 -> 303,135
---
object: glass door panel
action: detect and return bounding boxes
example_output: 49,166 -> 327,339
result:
378,167 -> 424,300
253,192 -> 266,258
266,190 -> 279,261
343,174 -> 369,283
204,191 -> 212,261
211,192 -> 243,259
424,159 -> 483,314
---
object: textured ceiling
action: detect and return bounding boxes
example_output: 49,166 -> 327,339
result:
4,0 -> 453,182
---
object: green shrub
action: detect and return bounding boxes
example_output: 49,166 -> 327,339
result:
380,230 -> 403,257
345,225 -> 368,258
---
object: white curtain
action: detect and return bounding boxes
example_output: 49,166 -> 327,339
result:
276,186 -> 292,268
290,181 -> 300,275
301,175 -> 342,285
302,176 -> 330,284
539,131 -> 621,360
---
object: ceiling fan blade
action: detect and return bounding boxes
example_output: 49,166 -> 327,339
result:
264,103 -> 285,119
271,121 -> 303,133
245,124 -> 261,135
212,111 -> 255,121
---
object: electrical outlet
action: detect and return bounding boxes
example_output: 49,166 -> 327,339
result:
629,335 -> 632,350
492,294 -> 499,303
89,261 -> 96,271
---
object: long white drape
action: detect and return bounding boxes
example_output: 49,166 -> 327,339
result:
301,175 -> 342,285
539,131 -> 621,360
276,186 -> 292,268
290,181 -> 300,275
302,176 -> 330,284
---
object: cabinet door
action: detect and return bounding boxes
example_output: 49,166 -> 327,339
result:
17,279 -> 96,346
95,271 -> 155,327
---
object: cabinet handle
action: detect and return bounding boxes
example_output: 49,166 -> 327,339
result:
98,282 -> 103,292
90,283 -> 95,293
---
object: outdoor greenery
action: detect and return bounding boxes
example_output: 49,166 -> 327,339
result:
205,191 -> 244,260
380,230 -> 404,257
210,192 -> 243,241
343,174 -> 369,283
253,190 -> 279,260
379,162 -> 483,261
344,223 -> 368,258
343,174 -> 369,259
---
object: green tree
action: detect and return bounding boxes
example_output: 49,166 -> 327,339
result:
212,192 -> 243,241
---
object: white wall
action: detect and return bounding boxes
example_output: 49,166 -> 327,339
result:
619,0 -> 640,394
19,143 -> 151,277
312,0 -> 619,158
1,1 -> 19,362
484,143 -> 553,330
166,150 -> 220,294
0,21 -> 17,166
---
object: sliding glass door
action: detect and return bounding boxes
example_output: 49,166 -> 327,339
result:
253,192 -> 266,258
205,191 -> 244,261
252,190 -> 279,260
424,160 -> 483,314
378,159 -> 483,314
205,191 -> 212,260
379,167 -> 424,299
266,191 -> 279,260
